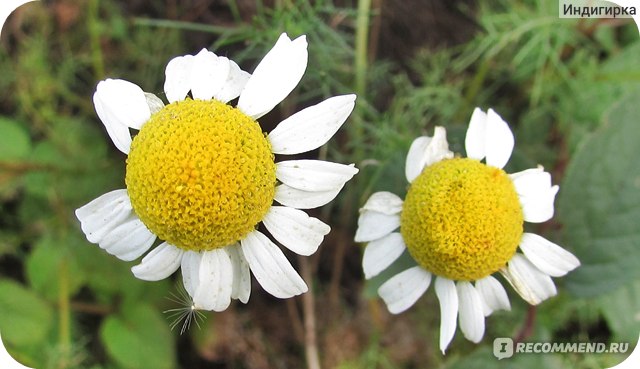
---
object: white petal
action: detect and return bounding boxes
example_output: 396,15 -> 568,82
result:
276,160 -> 358,192
519,233 -> 580,277
216,60 -> 251,103
75,189 -> 128,223
525,185 -> 559,223
475,275 -> 510,317
464,107 -> 488,161
164,54 -> 194,103
426,127 -> 453,166
131,242 -> 184,281
456,282 -> 485,343
435,277 -> 459,353
378,266 -> 431,314
94,79 -> 150,130
98,215 -> 156,261
193,248 -> 234,312
93,94 -> 131,154
274,183 -> 343,209
511,167 -> 559,223
354,211 -> 400,243
518,187 -> 559,223
405,136 -> 431,182
238,33 -> 308,119
500,254 -> 557,305
190,49 -> 230,101
144,92 -> 165,115
362,232 -> 406,279
227,244 -> 251,303
180,251 -> 202,298
484,109 -> 514,169
360,191 -> 403,215
509,166 -> 550,190
240,230 -> 307,298
268,94 -> 356,155
75,189 -> 132,244
93,79 -> 151,154
263,206 -> 330,256
1,1 -> 37,37
405,127 -> 453,183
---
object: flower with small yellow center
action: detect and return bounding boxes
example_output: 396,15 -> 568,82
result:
76,33 -> 358,312
355,108 -> 580,353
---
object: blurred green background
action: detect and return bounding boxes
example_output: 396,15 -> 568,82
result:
1,0 -> 639,368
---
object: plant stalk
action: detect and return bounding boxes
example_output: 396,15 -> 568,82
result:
300,257 -> 321,369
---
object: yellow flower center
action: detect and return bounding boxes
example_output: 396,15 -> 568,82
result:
125,99 -> 276,251
400,158 -> 523,281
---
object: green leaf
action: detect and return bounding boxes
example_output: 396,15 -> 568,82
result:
26,234 -> 85,302
597,278 -> 640,342
0,117 -> 32,198
0,279 -> 53,346
558,91 -> 640,297
23,118 -> 122,203
0,117 -> 31,160
72,235 -> 169,304
560,41 -> 640,151
100,303 -> 176,369
22,141 -> 62,198
444,346 -> 565,369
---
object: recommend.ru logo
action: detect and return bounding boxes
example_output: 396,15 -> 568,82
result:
493,337 -> 630,359
493,337 -> 514,360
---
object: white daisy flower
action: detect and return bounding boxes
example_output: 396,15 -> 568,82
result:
355,108 -> 579,353
76,33 -> 358,312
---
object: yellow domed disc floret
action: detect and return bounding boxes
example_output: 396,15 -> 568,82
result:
126,99 -> 276,251
401,158 -> 523,281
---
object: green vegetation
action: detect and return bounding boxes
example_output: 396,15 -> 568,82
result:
0,0 -> 638,368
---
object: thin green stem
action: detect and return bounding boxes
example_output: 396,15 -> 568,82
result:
255,0 -> 265,17
57,259 -> 71,368
87,0 -> 104,80
133,17 -> 244,35
459,58 -> 490,121
227,0 -> 242,23
355,0 -> 371,98
352,0 -> 372,162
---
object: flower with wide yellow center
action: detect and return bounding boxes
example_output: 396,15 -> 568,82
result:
76,33 -> 358,312
125,99 -> 276,250
355,108 -> 580,353
401,158 -> 523,281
